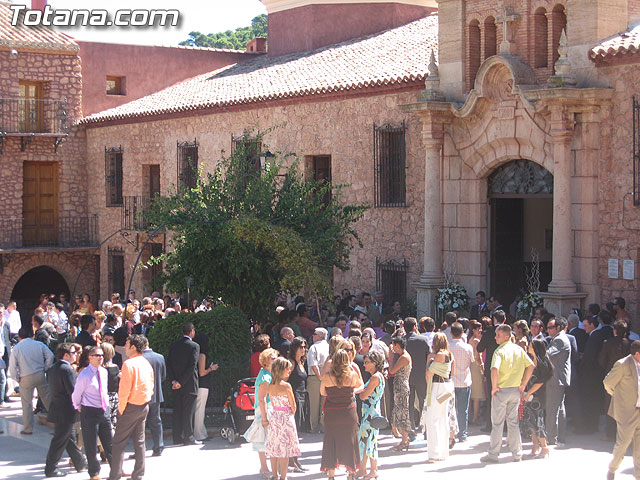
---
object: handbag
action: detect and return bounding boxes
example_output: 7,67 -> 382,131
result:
370,415 -> 389,430
242,417 -> 266,443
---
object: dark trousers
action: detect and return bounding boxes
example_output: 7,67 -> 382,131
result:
409,382 -> 427,430
146,401 -> 164,453
45,421 -> 86,475
172,392 -> 197,444
80,406 -> 113,477
108,403 -> 149,480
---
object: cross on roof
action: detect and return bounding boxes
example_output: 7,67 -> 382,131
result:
497,5 -> 520,54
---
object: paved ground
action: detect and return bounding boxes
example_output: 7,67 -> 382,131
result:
0,397 -> 636,480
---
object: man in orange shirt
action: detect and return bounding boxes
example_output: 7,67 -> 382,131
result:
108,334 -> 154,480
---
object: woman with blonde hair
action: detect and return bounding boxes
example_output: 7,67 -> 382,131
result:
249,347 -> 279,478
320,335 -> 345,376
321,349 -> 364,480
422,332 -> 454,462
264,357 -> 300,480
101,342 -> 120,431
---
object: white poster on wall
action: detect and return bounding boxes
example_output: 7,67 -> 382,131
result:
623,260 -> 635,281
608,259 -> 619,279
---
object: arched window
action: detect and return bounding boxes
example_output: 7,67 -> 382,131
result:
552,4 -> 567,65
534,7 -> 548,68
468,20 -> 481,89
484,17 -> 497,59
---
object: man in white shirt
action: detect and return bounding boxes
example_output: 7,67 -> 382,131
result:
307,327 -> 329,433
3,301 -> 22,343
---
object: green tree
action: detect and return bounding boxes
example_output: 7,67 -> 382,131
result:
180,14 -> 267,50
145,130 -> 368,322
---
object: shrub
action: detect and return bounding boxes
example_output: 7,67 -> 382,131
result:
148,306 -> 251,407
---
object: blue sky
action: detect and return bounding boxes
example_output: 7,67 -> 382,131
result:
41,0 -> 267,46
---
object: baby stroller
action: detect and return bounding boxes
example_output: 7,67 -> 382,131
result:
220,377 -> 256,444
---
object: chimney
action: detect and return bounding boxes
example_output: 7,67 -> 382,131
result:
31,0 -> 47,12
246,38 -> 267,53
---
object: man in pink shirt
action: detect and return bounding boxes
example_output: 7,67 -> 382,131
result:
449,322 -> 475,441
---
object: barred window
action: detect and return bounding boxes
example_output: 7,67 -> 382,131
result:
376,258 -> 408,303
177,140 -> 198,190
374,122 -> 406,207
108,247 -> 125,298
105,146 -> 123,206
232,134 -> 262,173
634,96 -> 640,206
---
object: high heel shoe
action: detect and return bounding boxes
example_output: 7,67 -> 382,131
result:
392,441 -> 410,451
536,449 -> 550,459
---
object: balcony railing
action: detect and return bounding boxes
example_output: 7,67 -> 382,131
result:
0,216 -> 98,249
0,97 -> 68,134
122,196 -> 151,231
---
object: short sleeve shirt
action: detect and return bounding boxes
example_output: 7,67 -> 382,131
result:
491,341 -> 534,388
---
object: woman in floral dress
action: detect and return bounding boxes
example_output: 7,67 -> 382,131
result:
358,351 -> 386,479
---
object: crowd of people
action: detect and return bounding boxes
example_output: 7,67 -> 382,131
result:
246,290 -> 640,480
0,289 -> 219,480
0,288 -> 639,480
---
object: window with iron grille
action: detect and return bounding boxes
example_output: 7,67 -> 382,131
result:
376,258 -> 408,304
232,134 -> 262,173
374,122 -> 407,207
108,247 -> 125,298
105,146 -> 123,206
177,140 -> 198,190
634,96 -> 640,206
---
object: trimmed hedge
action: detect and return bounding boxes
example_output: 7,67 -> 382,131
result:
148,306 -> 251,407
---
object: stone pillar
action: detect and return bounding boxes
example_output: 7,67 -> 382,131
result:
547,106 -> 576,294
413,111 -> 447,318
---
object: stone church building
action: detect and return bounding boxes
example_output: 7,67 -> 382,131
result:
3,0 -> 640,322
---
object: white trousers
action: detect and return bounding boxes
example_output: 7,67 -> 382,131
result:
194,387 -> 209,441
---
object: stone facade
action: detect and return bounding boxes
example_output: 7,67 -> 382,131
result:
85,89 -> 427,301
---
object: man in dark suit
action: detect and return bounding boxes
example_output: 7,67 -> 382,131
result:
45,343 -> 86,477
568,313 -> 588,354
545,317 -> 572,445
578,313 -> 615,433
143,342 -> 166,456
277,327 -> 294,358
167,322 -> 200,445
470,291 -> 490,320
75,315 -> 97,348
404,317 -> 429,434
477,309 -> 506,432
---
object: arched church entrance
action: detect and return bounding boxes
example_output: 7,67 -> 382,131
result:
489,160 -> 553,306
11,266 -> 70,322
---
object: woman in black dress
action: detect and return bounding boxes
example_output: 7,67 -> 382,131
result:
288,337 -> 309,472
521,339 -> 553,459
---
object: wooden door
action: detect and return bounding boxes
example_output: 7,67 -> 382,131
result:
149,165 -> 160,198
19,81 -> 43,133
23,162 -> 58,246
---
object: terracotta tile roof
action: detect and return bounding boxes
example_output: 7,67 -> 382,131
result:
0,1 -> 78,52
590,23 -> 640,61
82,14 -> 438,124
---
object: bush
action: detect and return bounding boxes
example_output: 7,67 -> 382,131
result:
148,306 -> 251,407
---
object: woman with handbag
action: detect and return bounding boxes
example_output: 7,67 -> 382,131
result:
246,348 -> 279,479
287,337 -> 309,472
357,351 -> 386,480
422,332 -> 454,463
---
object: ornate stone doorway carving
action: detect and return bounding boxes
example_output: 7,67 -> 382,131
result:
488,160 -> 553,308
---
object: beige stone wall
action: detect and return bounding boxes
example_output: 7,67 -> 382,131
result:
595,62 -> 640,316
85,90 -> 426,301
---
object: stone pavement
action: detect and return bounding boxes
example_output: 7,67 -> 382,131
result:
0,397 -> 636,479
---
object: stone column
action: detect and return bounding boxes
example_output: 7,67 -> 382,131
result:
547,106 -> 576,294
412,111 -> 447,318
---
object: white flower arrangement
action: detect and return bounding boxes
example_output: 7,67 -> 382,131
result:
436,282 -> 469,312
516,291 -> 543,321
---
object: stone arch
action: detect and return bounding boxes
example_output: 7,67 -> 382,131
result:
1,255 -> 78,304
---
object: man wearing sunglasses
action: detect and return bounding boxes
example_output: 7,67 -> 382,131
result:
72,346 -> 113,480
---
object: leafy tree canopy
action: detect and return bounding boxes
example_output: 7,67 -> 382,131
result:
179,14 -> 267,50
145,129 -> 368,322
